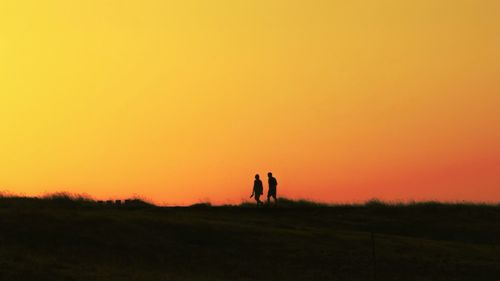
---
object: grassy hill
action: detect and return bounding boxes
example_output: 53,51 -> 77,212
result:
0,194 -> 498,281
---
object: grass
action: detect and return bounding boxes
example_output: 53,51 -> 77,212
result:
0,194 -> 498,281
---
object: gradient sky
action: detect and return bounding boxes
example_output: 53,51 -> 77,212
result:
1,0 -> 499,205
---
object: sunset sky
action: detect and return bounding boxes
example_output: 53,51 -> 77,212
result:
1,0 -> 499,204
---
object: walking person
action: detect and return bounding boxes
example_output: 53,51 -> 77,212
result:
250,174 -> 264,206
267,172 -> 278,205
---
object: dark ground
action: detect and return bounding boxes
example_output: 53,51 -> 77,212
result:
0,196 -> 499,281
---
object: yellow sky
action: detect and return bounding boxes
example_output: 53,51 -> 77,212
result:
1,0 -> 499,204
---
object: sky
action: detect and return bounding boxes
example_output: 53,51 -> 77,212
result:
1,0 -> 499,205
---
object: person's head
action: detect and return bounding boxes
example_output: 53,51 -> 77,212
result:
255,174 -> 260,180
268,172 -> 273,177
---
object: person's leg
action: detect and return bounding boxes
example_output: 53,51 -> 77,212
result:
269,188 -> 276,205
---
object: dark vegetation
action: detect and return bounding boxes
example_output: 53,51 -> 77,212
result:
0,193 -> 498,281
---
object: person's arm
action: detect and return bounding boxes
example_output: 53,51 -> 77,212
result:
250,185 -> 255,198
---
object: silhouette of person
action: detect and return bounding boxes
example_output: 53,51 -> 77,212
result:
267,172 -> 278,205
250,174 -> 263,205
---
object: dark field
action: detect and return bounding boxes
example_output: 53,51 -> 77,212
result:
0,196 -> 499,281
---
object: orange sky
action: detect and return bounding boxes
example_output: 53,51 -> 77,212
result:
1,0 -> 499,205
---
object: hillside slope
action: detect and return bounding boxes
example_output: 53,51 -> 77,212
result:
0,197 -> 498,281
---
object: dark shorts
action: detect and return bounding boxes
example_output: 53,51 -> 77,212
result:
267,188 -> 277,198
